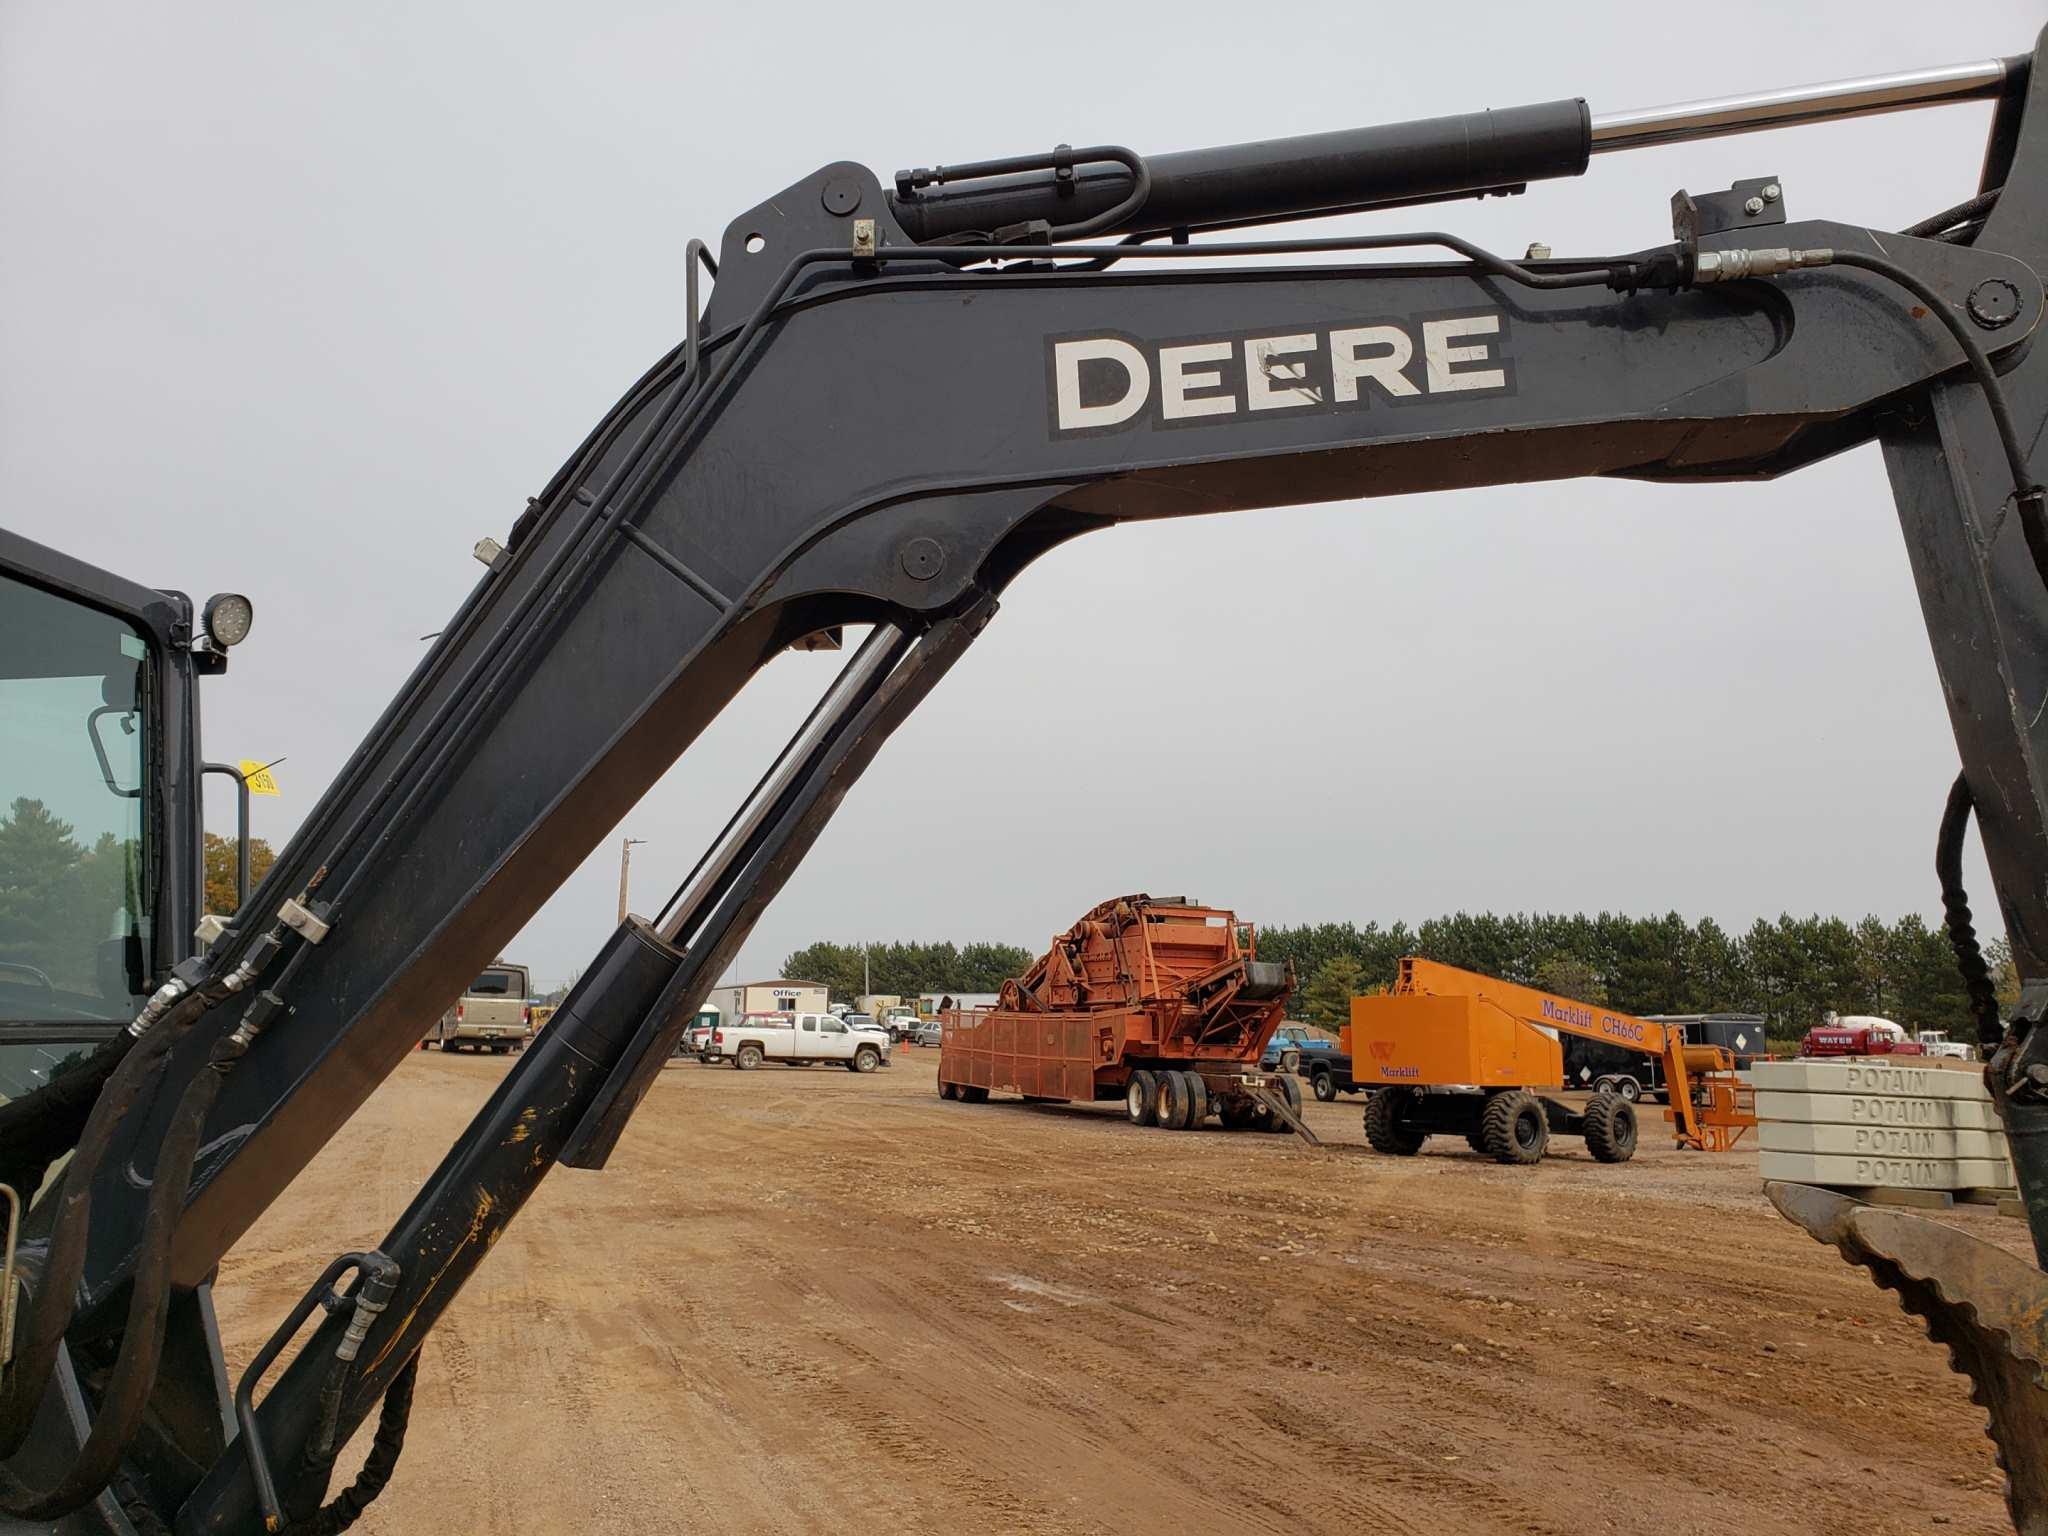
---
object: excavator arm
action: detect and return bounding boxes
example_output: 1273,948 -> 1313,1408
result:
6,26 -> 2048,1535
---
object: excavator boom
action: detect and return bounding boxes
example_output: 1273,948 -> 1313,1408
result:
1,27 -> 2047,1534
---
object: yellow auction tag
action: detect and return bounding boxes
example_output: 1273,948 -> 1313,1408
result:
238,760 -> 282,797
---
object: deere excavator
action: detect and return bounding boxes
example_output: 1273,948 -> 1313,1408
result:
4,24 -> 2048,1534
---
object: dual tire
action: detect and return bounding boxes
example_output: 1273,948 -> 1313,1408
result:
1126,1069 -> 1213,1129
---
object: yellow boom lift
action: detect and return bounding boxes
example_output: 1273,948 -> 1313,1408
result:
1349,958 -> 1755,1165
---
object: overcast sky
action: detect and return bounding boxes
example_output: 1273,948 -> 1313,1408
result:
3,1 -> 2038,990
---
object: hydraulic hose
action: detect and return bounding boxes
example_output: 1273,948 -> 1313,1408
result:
0,1033 -> 244,1518
1937,774 -> 2008,1052
302,1356 -> 420,1535
0,934 -> 280,1461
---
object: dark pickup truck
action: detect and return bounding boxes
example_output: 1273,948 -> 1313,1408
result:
1302,1050 -> 1365,1101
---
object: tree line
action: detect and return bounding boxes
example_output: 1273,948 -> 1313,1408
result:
778,939 -> 1037,1002
1253,911 -> 2013,1043
779,909 -> 2012,1047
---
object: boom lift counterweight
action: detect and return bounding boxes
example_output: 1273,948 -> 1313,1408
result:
1,30 -> 2047,1535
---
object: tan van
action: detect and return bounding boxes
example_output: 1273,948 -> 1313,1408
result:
433,961 -> 533,1054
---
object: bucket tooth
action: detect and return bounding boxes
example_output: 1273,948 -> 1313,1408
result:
1767,1181 -> 2048,1535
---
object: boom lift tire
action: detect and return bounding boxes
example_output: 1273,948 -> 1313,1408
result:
1464,1129 -> 1489,1156
1481,1090 -> 1548,1164
1582,1093 -> 1638,1163
1181,1071 -> 1209,1128
1126,1070 -> 1159,1127
1364,1088 -> 1427,1156
1159,1069 -> 1191,1129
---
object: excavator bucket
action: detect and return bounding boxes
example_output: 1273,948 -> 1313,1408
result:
1767,1182 -> 2048,1535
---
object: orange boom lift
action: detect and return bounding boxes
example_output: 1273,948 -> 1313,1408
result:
1349,958 -> 1755,1165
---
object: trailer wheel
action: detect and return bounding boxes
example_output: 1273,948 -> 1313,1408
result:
1262,1073 -> 1302,1131
1480,1090 -> 1548,1165
1182,1071 -> 1210,1127
1218,1095 -> 1253,1130
961,1085 -> 989,1103
1158,1070 -> 1191,1129
736,1044 -> 764,1071
1363,1088 -> 1426,1156
1582,1093 -> 1638,1163
1592,1076 -> 1616,1096
1311,1067 -> 1337,1102
1126,1070 -> 1159,1126
940,1080 -> 960,1101
1614,1076 -> 1643,1104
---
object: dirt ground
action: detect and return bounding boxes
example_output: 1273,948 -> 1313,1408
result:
213,1048 -> 2032,1536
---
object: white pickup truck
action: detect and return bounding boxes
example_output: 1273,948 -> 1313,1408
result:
703,1011 -> 889,1073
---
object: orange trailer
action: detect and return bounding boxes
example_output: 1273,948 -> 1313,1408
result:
1349,958 -> 1755,1164
937,894 -> 1302,1134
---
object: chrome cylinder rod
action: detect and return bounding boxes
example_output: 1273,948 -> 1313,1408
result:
1591,57 -> 2013,152
654,621 -> 910,946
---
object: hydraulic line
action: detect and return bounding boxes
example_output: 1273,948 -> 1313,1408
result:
0,931 -> 284,1486
299,1357 -> 419,1535
0,1031 -> 247,1518
1936,774 -> 2007,1052
1905,186 -> 2002,238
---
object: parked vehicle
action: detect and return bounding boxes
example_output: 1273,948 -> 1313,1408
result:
431,961 -> 533,1053
1915,1030 -> 1977,1061
1800,1014 -> 1925,1058
703,1011 -> 888,1072
938,894 -> 1302,1135
844,1011 -> 897,1041
675,1006 -> 718,1058
1568,1013 -> 1770,1103
847,1014 -> 891,1049
1260,1023 -> 1335,1074
912,1018 -> 943,1047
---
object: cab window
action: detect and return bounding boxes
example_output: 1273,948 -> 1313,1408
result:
0,572 -> 152,1024
467,968 -> 524,997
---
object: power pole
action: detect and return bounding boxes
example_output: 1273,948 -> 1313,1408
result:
617,837 -> 646,923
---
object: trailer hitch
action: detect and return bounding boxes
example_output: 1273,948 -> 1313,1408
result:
1768,1182 -> 2048,1535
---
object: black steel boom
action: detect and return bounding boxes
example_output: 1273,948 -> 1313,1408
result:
6,25 -> 2048,1536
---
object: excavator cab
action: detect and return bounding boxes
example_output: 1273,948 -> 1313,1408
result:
0,531 -> 219,1078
